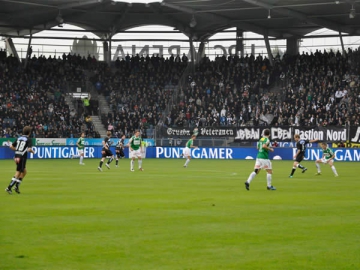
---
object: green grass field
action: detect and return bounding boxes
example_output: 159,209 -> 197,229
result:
1,158 -> 360,270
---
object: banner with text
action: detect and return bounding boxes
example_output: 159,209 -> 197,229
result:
0,138 -> 36,146
235,126 -> 348,142
149,147 -> 360,161
349,126 -> 360,146
66,138 -> 156,147
161,127 -> 235,137
1,146 -> 359,161
36,138 -> 67,146
0,146 -> 130,159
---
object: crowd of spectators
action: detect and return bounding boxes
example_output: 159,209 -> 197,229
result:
165,53 -> 274,127
0,51 -> 98,138
2,46 -> 360,140
274,48 -> 360,127
90,53 -> 188,137
166,48 -> 360,128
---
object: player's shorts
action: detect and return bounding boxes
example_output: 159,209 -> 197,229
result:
183,147 -> 191,157
116,148 -> 125,157
14,156 -> 27,172
78,149 -> 84,155
321,157 -> 332,164
130,149 -> 142,158
254,158 -> 272,170
295,153 -> 305,163
102,149 -> 113,158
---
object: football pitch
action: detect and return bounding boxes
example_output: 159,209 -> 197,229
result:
1,158 -> 360,270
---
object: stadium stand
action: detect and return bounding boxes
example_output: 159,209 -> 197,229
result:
89,54 -> 188,138
166,49 -> 360,129
1,48 -> 359,140
0,53 -> 98,138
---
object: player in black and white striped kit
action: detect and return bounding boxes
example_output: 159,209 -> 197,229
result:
98,131 -> 115,172
115,134 -> 126,167
5,126 -> 35,194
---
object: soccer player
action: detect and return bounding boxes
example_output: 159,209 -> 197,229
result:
71,132 -> 86,165
289,134 -> 319,178
115,134 -> 126,167
5,126 -> 35,194
183,134 -> 198,168
314,142 -> 339,176
128,130 -> 143,172
245,129 -> 276,191
98,131 -> 114,172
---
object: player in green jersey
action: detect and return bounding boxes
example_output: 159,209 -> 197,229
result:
128,130 -> 143,171
245,129 -> 276,191
71,132 -> 86,165
314,142 -> 339,176
183,135 -> 198,168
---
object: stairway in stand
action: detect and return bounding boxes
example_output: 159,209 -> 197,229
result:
64,95 -> 76,112
87,81 -> 111,138
91,116 -> 107,137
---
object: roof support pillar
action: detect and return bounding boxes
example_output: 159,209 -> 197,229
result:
263,34 -> 273,66
5,37 -> 20,62
236,28 -> 244,58
339,32 -> 345,55
189,37 -> 195,73
103,40 -> 108,63
108,35 -> 112,64
196,41 -> 206,64
24,31 -> 32,68
286,37 -> 299,56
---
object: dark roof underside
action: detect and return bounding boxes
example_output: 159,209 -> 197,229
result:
1,0 -> 360,40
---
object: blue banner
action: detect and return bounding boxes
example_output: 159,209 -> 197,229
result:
0,146 -> 129,159
1,146 -> 359,161
151,147 -> 280,160
252,141 -> 319,148
149,147 -> 360,161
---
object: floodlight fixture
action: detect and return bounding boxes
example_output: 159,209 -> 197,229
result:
189,15 -> 197,28
111,0 -> 163,3
56,10 -> 64,24
349,5 -> 356,19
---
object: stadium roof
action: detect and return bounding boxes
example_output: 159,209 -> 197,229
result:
0,0 -> 360,41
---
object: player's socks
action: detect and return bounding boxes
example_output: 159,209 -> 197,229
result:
80,156 -> 84,164
99,161 -> 103,168
266,173 -> 272,187
297,164 -> 305,169
290,167 -> 296,176
73,155 -> 80,158
131,160 -> 134,170
14,178 -> 22,193
7,177 -> 18,189
116,159 -> 119,166
15,178 -> 22,188
331,166 -> 338,176
107,157 -> 113,164
184,159 -> 190,167
246,172 -> 256,183
315,163 -> 321,173
138,160 -> 143,169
